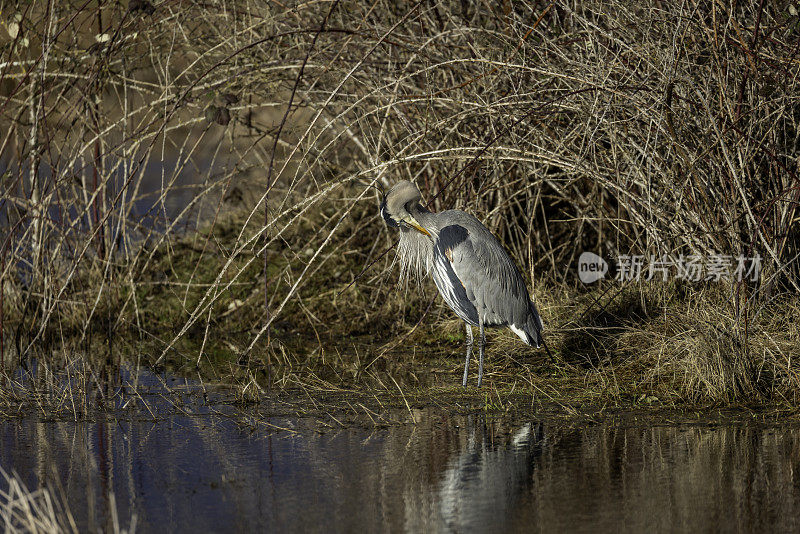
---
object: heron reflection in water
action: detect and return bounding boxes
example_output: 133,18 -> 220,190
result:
437,421 -> 544,532
380,180 -> 545,387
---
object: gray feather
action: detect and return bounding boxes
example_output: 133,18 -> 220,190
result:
419,210 -> 542,346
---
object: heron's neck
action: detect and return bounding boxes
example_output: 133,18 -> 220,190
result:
411,205 -> 439,238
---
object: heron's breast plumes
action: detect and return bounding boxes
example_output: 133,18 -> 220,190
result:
396,227 -> 433,284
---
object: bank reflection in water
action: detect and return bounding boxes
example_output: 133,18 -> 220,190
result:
2,403 -> 800,532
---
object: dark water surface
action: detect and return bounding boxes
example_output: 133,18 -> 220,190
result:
2,375 -> 800,533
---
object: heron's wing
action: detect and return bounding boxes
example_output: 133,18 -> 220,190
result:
438,223 -> 531,327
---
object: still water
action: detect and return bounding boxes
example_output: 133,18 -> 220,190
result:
2,374 -> 800,532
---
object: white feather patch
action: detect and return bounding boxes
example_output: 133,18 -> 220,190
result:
509,324 -> 531,345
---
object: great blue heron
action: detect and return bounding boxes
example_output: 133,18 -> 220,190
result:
380,180 -> 544,387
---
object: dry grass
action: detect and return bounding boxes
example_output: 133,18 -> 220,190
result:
0,1 -> 799,406
0,468 -> 134,534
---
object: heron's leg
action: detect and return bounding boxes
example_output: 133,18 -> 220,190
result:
462,322 -> 473,388
477,318 -> 486,387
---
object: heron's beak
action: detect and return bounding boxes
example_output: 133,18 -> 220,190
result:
405,215 -> 430,236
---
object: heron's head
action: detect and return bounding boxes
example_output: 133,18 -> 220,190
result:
379,180 -> 431,236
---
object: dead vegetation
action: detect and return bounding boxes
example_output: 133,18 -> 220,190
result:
0,466 -> 133,534
0,0 -> 799,407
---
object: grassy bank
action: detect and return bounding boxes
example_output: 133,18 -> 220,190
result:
1,1 -> 799,409
4,203 -> 800,410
